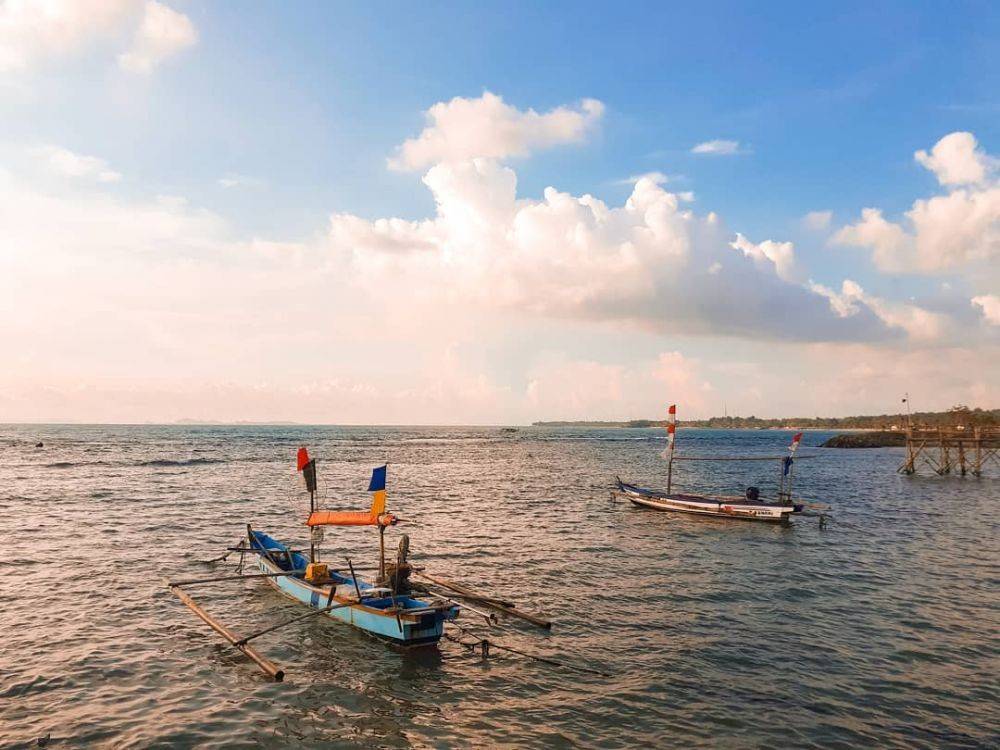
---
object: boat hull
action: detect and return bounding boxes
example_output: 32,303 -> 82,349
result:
616,481 -> 802,523
250,531 -> 456,648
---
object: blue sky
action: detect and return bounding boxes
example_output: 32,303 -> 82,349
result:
0,1 -> 997,423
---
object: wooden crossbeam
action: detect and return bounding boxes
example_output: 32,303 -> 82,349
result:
899,428 -> 1000,477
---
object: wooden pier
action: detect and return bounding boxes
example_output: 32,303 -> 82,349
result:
898,427 -> 1000,476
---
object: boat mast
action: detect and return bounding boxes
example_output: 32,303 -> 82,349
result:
297,448 -> 319,564
367,464 -> 389,580
779,432 -> 803,504
662,404 -> 677,493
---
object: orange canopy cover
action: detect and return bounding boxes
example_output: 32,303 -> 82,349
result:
306,510 -> 396,527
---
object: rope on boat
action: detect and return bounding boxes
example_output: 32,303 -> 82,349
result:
445,625 -> 611,677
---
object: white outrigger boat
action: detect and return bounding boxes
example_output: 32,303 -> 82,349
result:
613,405 -> 812,523
614,480 -> 803,522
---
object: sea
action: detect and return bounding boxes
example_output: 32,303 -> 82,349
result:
1,425 -> 997,749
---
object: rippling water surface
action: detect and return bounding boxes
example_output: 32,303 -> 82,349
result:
1,425 -> 997,748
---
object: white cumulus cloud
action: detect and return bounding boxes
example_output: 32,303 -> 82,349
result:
615,171 -> 672,186
34,145 -> 122,182
914,131 -> 994,186
0,0 -> 194,74
118,0 -> 196,73
331,148 -> 927,343
388,92 -> 604,171
691,139 -> 741,156
833,131 -> 1000,274
729,233 -> 798,282
808,279 -> 947,341
0,0 -> 134,72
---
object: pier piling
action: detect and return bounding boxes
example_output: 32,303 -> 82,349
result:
898,427 -> 999,476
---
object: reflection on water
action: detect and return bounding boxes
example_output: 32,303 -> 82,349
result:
1,425 -> 997,748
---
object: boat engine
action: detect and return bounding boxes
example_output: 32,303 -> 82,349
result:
380,534 -> 412,595
745,486 -> 760,502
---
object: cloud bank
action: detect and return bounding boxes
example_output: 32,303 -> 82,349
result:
2,94 -> 994,423
335,116 -> 947,345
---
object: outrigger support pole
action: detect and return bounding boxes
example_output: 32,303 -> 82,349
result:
378,525 -> 386,580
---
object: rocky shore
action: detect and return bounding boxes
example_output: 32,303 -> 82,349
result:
821,431 -> 907,448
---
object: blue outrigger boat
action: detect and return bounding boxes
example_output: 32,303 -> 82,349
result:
246,450 -> 459,648
248,527 -> 458,648
166,449 -> 462,680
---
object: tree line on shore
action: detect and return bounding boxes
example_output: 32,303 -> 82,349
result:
533,405 -> 999,430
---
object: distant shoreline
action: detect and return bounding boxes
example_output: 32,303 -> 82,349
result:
2,405 -> 995,430
533,407 -> 998,431
531,423 -> 874,431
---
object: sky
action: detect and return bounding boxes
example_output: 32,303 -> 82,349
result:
1,0 -> 998,424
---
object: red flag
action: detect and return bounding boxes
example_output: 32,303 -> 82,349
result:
789,433 -> 803,457
296,447 -> 310,472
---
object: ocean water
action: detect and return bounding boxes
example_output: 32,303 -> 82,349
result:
1,425 -> 997,749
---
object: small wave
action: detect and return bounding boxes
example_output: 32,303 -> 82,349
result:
42,457 -> 227,469
138,458 -> 226,467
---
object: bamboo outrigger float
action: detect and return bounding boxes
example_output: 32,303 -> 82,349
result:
612,404 -> 815,523
167,448 -> 564,681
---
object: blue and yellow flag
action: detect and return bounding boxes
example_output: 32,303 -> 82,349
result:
368,465 -> 386,491
368,465 -> 387,517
